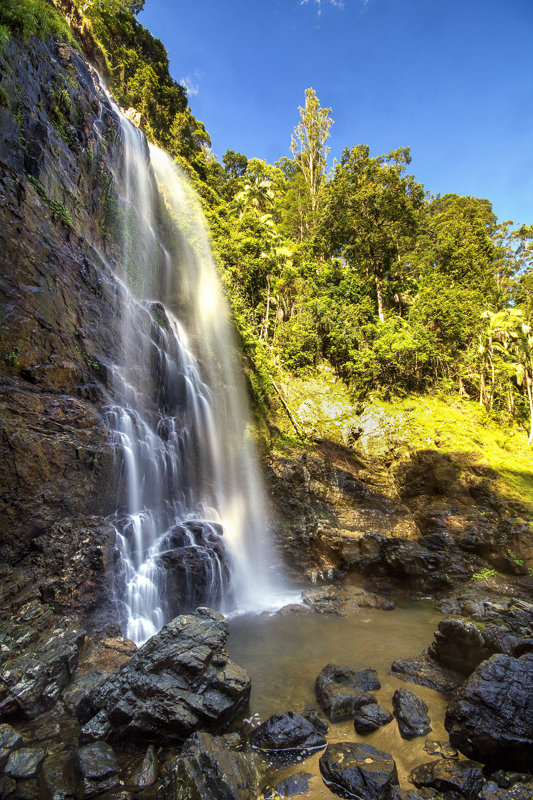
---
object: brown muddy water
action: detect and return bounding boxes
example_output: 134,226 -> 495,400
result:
228,598 -> 450,798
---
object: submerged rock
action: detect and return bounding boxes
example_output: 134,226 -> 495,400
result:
265,772 -> 313,798
353,704 -> 393,733
409,759 -> 484,799
302,585 -> 395,615
161,730 -> 258,800
319,742 -> 399,800
77,608 -> 251,745
445,653 -> 533,771
315,663 -> 380,720
249,712 -> 327,753
392,689 -> 431,739
391,649 -> 465,695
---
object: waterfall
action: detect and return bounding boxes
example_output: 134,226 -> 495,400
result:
102,110 -> 281,644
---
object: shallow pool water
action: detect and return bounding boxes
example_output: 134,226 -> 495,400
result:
228,598 -> 450,797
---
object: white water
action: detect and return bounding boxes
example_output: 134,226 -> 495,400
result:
101,110 -> 293,644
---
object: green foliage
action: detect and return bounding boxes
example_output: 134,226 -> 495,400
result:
0,0 -> 76,45
3,346 -> 20,366
472,568 -> 497,581
28,175 -> 73,227
0,85 -> 9,108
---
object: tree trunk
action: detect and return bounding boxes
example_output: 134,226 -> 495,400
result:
375,273 -> 385,323
527,378 -> 533,446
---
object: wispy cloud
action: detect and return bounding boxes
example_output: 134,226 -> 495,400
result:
300,0 -> 344,16
181,76 -> 199,96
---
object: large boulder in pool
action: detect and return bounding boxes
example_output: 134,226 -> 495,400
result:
249,712 -> 327,753
319,742 -> 399,800
77,608 -> 251,745
444,653 -> 533,771
315,663 -> 380,720
392,689 -> 431,739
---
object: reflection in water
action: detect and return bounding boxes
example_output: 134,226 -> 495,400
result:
228,600 -> 450,796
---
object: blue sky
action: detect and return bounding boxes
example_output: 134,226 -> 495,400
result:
138,0 -> 533,227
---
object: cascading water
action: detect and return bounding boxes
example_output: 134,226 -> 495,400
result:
100,107 -> 282,644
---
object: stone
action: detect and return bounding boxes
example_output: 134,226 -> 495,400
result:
319,742 -> 399,800
428,618 -> 507,676
315,663 -> 380,719
38,750 -> 74,800
77,609 -> 251,745
0,777 -> 16,800
353,704 -> 393,733
79,710 -> 112,745
423,740 -> 458,759
390,790 -> 437,800
161,731 -> 258,800
479,783 -> 533,800
12,779 -> 40,800
249,712 -> 327,753
445,653 -> 533,771
265,772 -> 313,798
0,723 -> 26,750
63,742 -> 120,799
0,627 -> 85,719
392,689 -> 431,739
302,709 -> 329,735
62,671 -> 108,717
4,747 -> 46,778
391,650 -> 465,695
128,745 -> 158,789
302,585 -> 395,615
409,759 -> 484,799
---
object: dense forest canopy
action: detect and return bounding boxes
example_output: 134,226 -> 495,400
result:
1,0 -> 532,442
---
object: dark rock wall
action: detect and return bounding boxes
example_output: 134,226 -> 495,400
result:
0,34 -> 130,619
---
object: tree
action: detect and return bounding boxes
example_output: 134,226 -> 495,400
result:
290,88 -> 333,228
223,150 -> 248,179
321,145 -> 424,323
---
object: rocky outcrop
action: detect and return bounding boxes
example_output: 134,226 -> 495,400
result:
77,608 -> 251,745
301,585 -> 395,615
409,759 -> 484,799
444,653 -> 533,771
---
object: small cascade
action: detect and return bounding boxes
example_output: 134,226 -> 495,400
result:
101,107 -> 282,644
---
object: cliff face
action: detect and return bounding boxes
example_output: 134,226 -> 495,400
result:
0,33 -> 130,621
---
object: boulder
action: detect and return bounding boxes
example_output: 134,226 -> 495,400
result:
77,608 -> 251,745
319,742 -> 399,800
391,649 -> 464,695
79,710 -> 112,745
160,731 -> 258,800
392,689 -> 431,739
0,778 -> 16,800
38,750 -> 74,800
0,723 -> 26,750
302,709 -> 329,735
249,712 -> 327,753
478,782 -> 533,800
428,618 -> 514,676
409,759 -> 484,799
265,772 -> 313,798
353,704 -> 393,733
63,742 -> 120,800
315,663 -> 380,720
445,653 -> 533,771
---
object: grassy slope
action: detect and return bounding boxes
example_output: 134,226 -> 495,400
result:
272,365 -> 533,515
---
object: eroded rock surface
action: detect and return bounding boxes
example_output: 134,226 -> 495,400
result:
445,653 -> 533,771
319,742 -> 399,800
78,608 -> 251,745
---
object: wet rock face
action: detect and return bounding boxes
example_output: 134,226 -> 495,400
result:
319,742 -> 399,800
0,35 -> 127,574
63,742 -> 120,800
392,689 -> 432,739
445,653 -> 533,771
428,618 -> 516,676
77,608 -> 251,745
315,663 -> 380,720
161,731 -> 258,800
249,712 -> 327,753
0,626 -> 85,719
409,759 -> 485,799
302,585 -> 395,615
